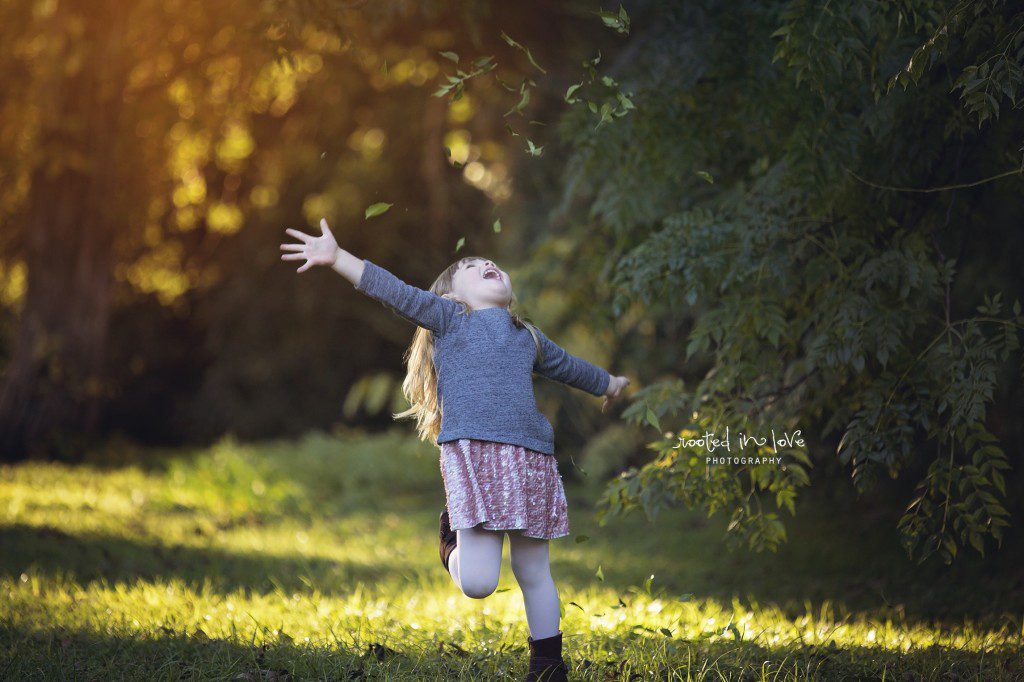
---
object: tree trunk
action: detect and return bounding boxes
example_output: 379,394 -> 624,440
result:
0,31 -> 118,461
0,172 -> 115,460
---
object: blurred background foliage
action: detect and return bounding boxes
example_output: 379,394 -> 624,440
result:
0,0 -> 631,451
1,0 -> 1023,565
562,0 -> 1024,565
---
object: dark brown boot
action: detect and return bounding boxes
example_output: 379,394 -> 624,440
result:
439,507 -> 457,574
525,630 -> 568,681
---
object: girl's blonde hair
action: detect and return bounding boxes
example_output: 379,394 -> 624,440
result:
391,255 -> 544,446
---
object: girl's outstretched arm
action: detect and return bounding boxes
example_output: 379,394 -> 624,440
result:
352,258 -> 463,336
533,327 -> 611,397
533,327 -> 631,412
280,218 -> 461,336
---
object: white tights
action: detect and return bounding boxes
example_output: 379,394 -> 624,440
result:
447,523 -> 561,640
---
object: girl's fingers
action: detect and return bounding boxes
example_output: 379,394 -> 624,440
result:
285,228 -> 313,243
320,218 -> 334,237
280,243 -> 305,251
281,253 -> 305,261
296,260 -> 313,273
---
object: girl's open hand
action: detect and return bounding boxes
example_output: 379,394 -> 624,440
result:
280,218 -> 340,273
601,375 -> 631,413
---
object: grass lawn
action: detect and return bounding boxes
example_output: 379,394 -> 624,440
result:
1,428 -> 1021,680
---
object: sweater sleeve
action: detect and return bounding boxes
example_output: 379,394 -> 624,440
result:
355,258 -> 463,336
532,327 -> 611,397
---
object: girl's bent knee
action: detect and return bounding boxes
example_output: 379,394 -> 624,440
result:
460,575 -> 499,599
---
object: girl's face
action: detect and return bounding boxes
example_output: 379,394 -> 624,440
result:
447,258 -> 512,311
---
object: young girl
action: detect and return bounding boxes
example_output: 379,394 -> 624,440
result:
281,218 -> 630,681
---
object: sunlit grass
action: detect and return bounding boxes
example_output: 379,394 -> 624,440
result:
1,429 -> 1021,679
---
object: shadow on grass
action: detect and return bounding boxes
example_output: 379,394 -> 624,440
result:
1,622 -> 1021,681
0,622 -> 499,681
558,481 -> 1024,633
0,523 -> 397,597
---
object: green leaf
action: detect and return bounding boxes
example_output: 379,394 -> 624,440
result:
454,236 -> 465,252
565,82 -> 583,103
596,5 -> 630,34
492,218 -> 502,233
504,86 -> 531,117
438,51 -> 459,63
500,30 -> 546,73
574,534 -> 589,543
696,170 -> 714,184
645,406 -> 661,432
595,564 -> 604,581
364,202 -> 392,219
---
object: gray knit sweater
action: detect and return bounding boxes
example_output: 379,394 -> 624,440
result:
355,259 -> 611,455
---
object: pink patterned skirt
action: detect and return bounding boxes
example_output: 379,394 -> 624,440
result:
439,438 -> 570,540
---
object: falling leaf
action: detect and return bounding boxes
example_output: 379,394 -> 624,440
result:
525,139 -> 544,156
596,4 -> 631,35
495,75 -> 518,92
320,152 -> 326,159
565,82 -> 583,103
595,564 -> 604,581
493,218 -> 501,233
574,534 -> 590,543
438,51 -> 459,63
696,170 -> 714,184
500,30 -> 547,74
504,86 -> 531,117
505,123 -> 520,137
364,202 -> 392,219
616,91 -> 636,112
455,236 -> 465,252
